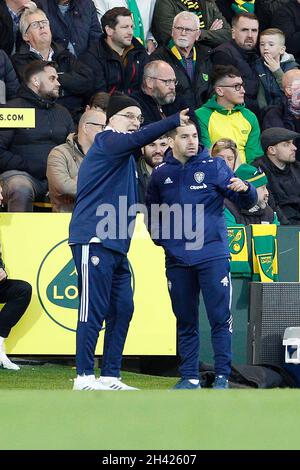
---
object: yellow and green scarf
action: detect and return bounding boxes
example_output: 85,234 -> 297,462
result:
231,1 -> 255,15
251,224 -> 278,282
179,0 -> 205,29
168,38 -> 197,68
227,225 -> 251,278
227,224 -> 278,281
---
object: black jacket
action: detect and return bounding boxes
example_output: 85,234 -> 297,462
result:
81,35 -> 149,95
0,85 -> 74,181
130,89 -> 186,126
212,40 -> 260,116
0,0 -> 23,55
151,43 -> 212,110
272,0 -> 300,63
0,50 -> 19,101
12,42 -> 93,115
262,98 -> 300,161
224,198 -> 276,225
36,0 -> 101,57
252,155 -> 300,225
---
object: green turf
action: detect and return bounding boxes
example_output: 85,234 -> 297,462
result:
0,365 -> 176,390
0,366 -> 300,450
1,388 -> 300,450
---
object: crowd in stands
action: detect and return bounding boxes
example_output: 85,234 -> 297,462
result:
1,0 -> 300,227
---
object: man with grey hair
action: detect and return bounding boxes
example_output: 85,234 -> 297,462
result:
11,2 -> 93,118
151,11 -> 212,109
152,0 -> 231,48
47,108 -> 106,212
131,59 -> 186,125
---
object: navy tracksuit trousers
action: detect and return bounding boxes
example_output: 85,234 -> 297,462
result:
166,258 -> 232,379
71,243 -> 134,376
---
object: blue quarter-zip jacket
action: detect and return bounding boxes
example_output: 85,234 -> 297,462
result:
146,148 -> 257,266
69,113 -> 180,253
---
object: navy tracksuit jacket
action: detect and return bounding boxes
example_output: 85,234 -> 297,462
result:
146,149 -> 257,379
69,113 -> 181,376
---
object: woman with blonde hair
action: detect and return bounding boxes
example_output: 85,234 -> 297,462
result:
211,138 -> 242,171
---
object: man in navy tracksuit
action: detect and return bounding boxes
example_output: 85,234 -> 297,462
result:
146,121 -> 257,389
69,92 -> 189,391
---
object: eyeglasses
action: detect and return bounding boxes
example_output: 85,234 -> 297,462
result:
173,26 -> 199,34
146,76 -> 178,86
115,113 -> 144,123
25,19 -> 49,33
86,122 -> 106,130
218,82 -> 245,91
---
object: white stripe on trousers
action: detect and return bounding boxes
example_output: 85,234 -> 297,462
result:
80,245 -> 89,322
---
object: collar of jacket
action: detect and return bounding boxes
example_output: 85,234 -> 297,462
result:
203,94 -> 245,114
263,156 -> 293,175
230,39 -> 259,61
18,84 -> 57,109
18,40 -> 67,59
164,146 -> 210,165
99,34 -> 146,57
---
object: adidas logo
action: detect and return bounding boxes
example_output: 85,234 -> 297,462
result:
221,276 -> 229,287
164,177 -> 173,184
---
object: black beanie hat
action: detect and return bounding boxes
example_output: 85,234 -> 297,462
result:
106,92 -> 141,121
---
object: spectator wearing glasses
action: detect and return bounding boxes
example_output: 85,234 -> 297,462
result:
212,12 -> 260,116
69,92 -> 190,391
195,65 -> 263,164
82,7 -> 149,96
151,11 -> 212,110
47,108 -> 106,212
131,60 -> 186,125
11,3 -> 93,119
152,0 -> 231,48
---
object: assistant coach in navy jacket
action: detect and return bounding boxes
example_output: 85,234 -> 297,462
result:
146,120 -> 257,390
69,92 -> 190,391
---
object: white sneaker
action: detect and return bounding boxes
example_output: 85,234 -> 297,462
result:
0,350 -> 20,370
73,374 -> 112,391
97,376 -> 139,390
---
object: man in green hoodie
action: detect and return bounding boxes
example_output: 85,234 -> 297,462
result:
195,64 -> 263,163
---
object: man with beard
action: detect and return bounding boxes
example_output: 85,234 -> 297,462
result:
253,127 -> 300,225
69,92 -> 190,391
212,12 -> 260,116
0,60 -> 74,211
82,7 -> 149,96
146,120 -> 257,389
131,60 -> 186,125
137,135 -> 169,203
151,11 -> 212,110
